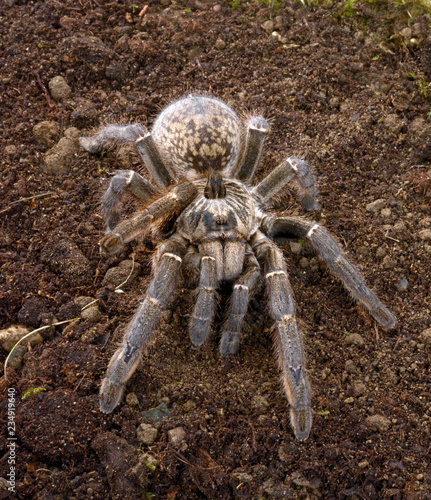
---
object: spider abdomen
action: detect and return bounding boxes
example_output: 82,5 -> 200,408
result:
151,95 -> 243,178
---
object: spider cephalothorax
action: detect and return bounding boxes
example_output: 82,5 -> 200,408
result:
80,95 -> 397,440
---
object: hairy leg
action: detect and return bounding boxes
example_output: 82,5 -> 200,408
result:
253,158 -> 319,211
80,123 -> 176,188
80,123 -> 144,153
262,216 -> 397,329
219,250 -> 260,356
189,255 -> 218,346
231,116 -> 269,181
100,181 -> 197,255
100,235 -> 187,413
252,230 -> 312,440
102,170 -> 161,231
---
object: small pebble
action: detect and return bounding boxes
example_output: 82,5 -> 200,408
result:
126,393 -> 139,406
353,381 -> 367,397
252,394 -> 269,411
137,423 -> 158,445
0,324 -> 42,352
5,145 -> 17,156
419,328 -> 431,347
214,38 -> 226,50
182,400 -> 197,412
6,345 -> 27,369
102,260 -> 142,289
75,296 -> 95,309
419,217 -> 431,227
261,20 -> 274,32
168,426 -> 186,446
48,75 -> 71,101
43,128 -> 80,175
345,333 -> 365,347
418,229 -> 431,241
142,402 -> 170,422
366,414 -> 391,432
345,359 -> 357,373
396,277 -> 408,291
33,121 -> 60,147
382,255 -> 396,269
299,257 -> 309,269
232,472 -> 253,483
290,241 -> 302,254
366,199 -> 385,212
80,306 -> 101,323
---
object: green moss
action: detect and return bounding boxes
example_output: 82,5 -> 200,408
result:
22,387 -> 47,400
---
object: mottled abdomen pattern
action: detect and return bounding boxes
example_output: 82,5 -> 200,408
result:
152,95 -> 243,178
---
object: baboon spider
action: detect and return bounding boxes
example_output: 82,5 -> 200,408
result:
80,95 -> 397,440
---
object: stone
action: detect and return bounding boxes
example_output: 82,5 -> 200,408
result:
214,38 -> 226,50
6,345 -> 27,369
419,328 -> 431,347
252,394 -> 269,411
142,402 -> 170,422
396,277 -> 408,291
418,229 -> 431,241
290,241 -> 302,254
366,199 -> 385,212
48,76 -> 71,101
261,20 -> 274,32
41,237 -> 92,286
43,128 -> 80,175
168,426 -> 186,446
126,393 -> 139,406
102,260 -> 142,290
345,333 -> 366,347
33,121 -> 60,147
81,306 -> 101,323
137,423 -> 158,445
366,414 -> 391,432
353,381 -> 367,397
0,324 -> 43,352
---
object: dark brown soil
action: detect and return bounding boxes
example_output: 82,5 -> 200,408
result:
1,0 -> 431,498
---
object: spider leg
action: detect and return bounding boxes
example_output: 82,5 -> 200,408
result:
80,123 -> 176,188
252,230 -> 312,441
262,216 -> 397,329
102,170 -> 161,231
231,116 -> 269,181
219,250 -> 260,356
100,181 -> 197,255
190,255 -> 218,346
99,234 -> 187,413
253,158 -> 319,211
79,123 -> 144,153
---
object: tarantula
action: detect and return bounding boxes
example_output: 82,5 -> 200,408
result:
80,95 -> 397,440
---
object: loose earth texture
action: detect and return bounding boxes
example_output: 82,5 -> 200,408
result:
1,0 -> 431,499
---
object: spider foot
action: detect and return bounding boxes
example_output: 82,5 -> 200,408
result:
219,331 -> 239,356
190,318 -> 211,346
371,305 -> 397,330
290,406 -> 313,441
99,378 -> 125,413
99,232 -> 124,255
